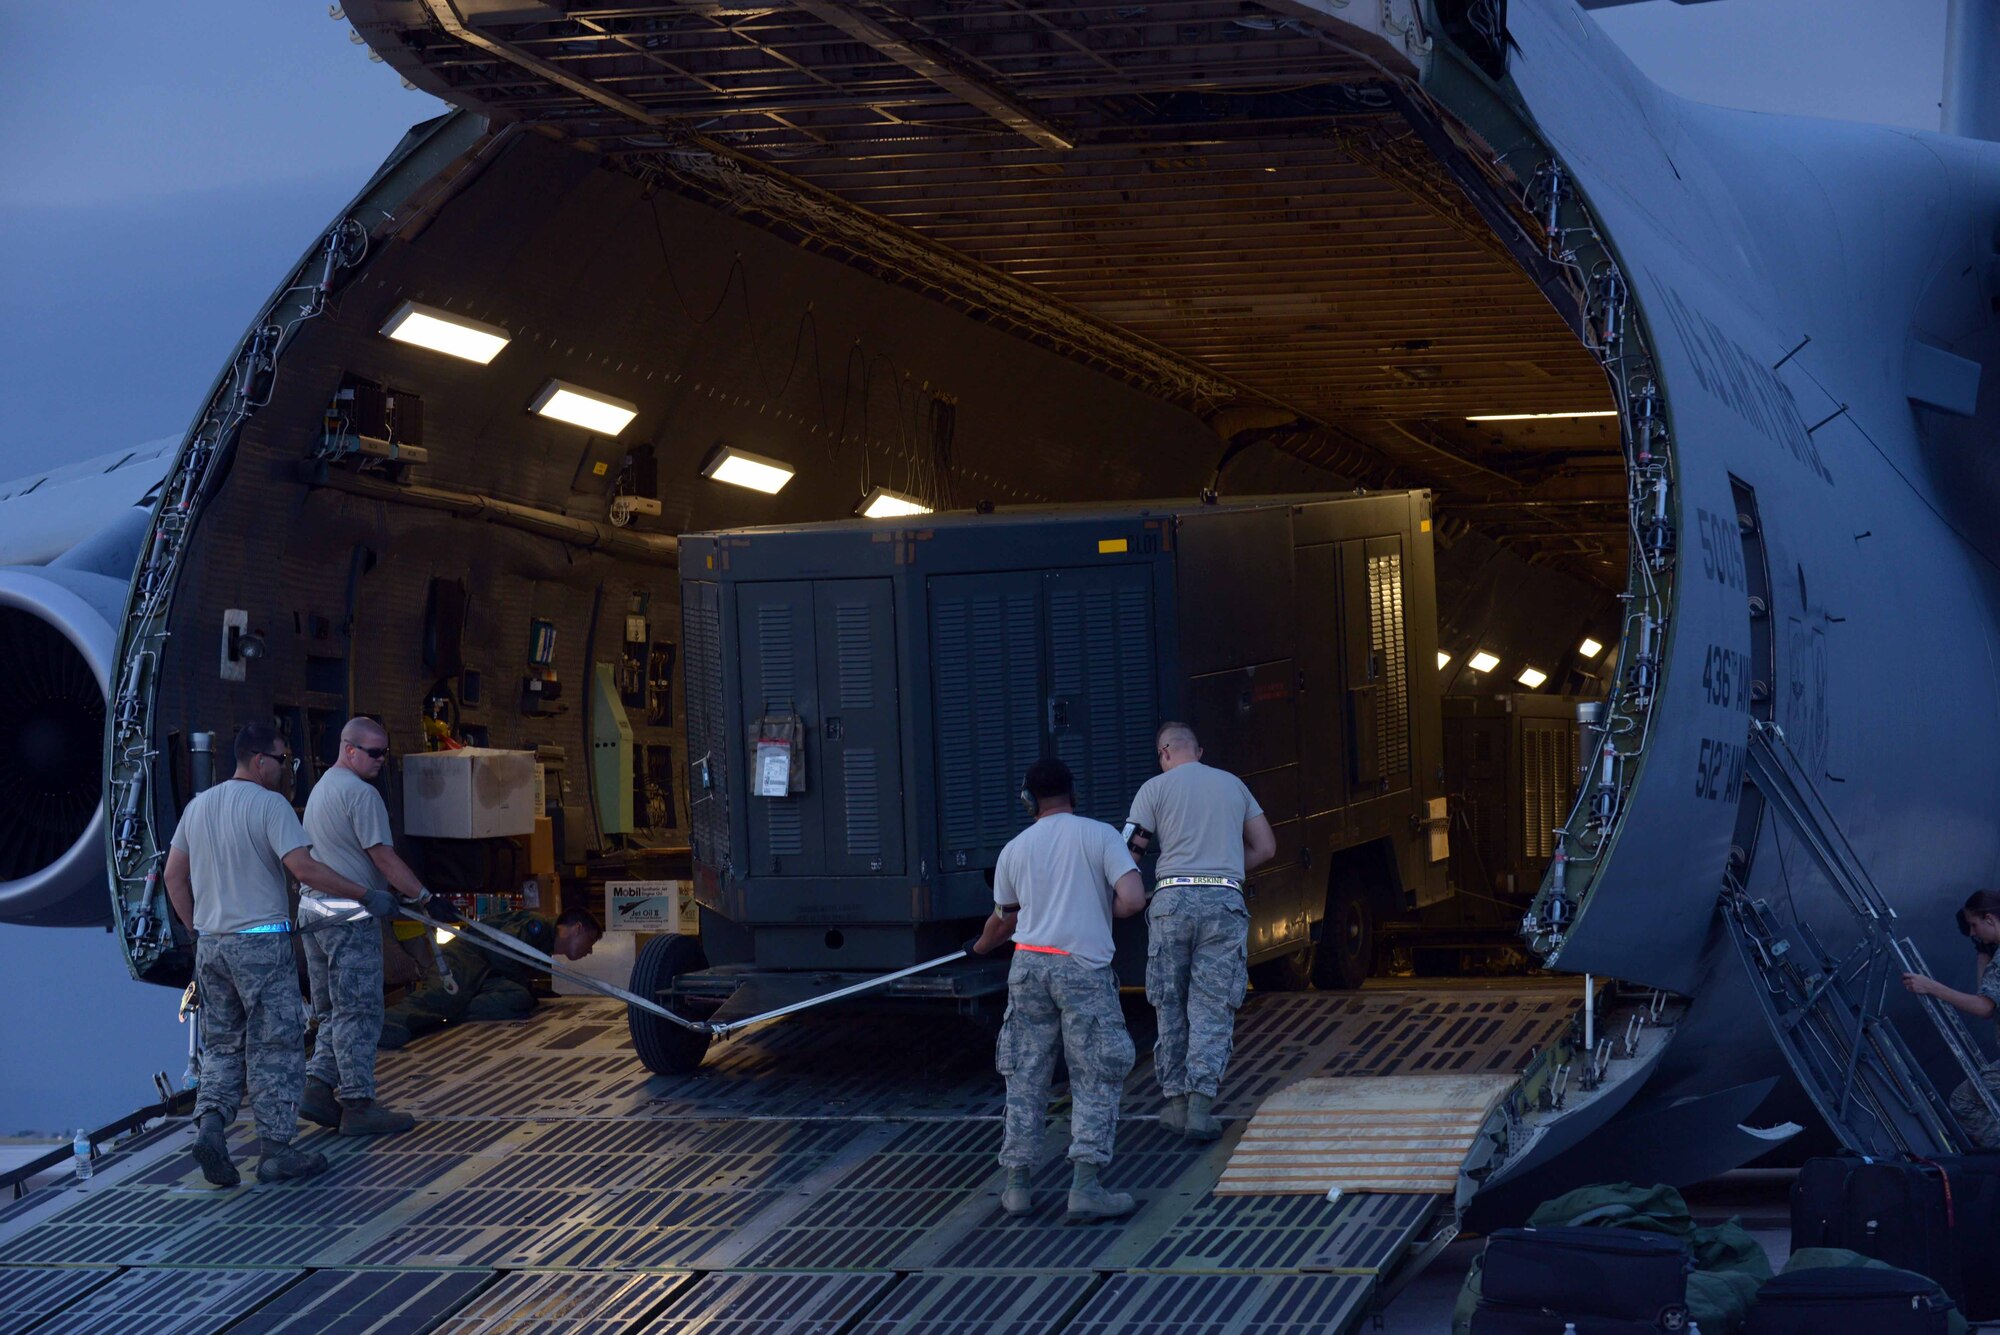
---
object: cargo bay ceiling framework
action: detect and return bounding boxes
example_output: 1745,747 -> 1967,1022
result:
347,0 -> 1626,585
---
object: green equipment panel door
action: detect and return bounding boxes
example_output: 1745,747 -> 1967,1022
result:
738,578 -> 903,877
814,579 -> 904,876
738,580 -> 824,876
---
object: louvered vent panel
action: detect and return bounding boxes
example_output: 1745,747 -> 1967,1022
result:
933,594 -> 978,850
1115,586 -> 1156,807
757,604 -> 797,710
1367,554 -> 1409,778
765,801 -> 804,856
1048,586 -> 1089,809
934,581 -> 1041,860
684,585 -> 730,868
984,590 -> 1041,851
1048,589 -> 1083,694
834,601 -> 874,708
843,749 -> 881,855
1081,586 -> 1119,817
755,600 -> 804,858
1521,725 -> 1572,861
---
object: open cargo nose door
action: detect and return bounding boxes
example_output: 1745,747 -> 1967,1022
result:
736,579 -> 903,877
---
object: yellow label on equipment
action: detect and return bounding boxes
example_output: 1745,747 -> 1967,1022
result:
1420,519 -> 1431,532
1098,538 -> 1129,554
592,461 -> 609,475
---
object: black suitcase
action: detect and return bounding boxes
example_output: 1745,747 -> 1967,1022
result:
1746,1267 -> 1954,1335
1470,1301 -> 1670,1334
1481,1226 -> 1690,1327
1791,1153 -> 2000,1317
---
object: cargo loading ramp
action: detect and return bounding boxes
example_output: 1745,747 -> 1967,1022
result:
0,980 -> 1574,1333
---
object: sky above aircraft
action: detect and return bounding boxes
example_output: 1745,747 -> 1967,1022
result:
0,0 -> 1954,484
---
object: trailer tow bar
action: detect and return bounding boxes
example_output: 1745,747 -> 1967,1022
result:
399,909 -> 968,1041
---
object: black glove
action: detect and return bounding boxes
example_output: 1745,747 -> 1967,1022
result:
424,894 -> 463,924
361,887 -> 398,919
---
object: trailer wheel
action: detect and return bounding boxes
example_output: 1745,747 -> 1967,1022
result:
628,934 -> 713,1076
1247,945 -> 1315,992
1311,889 -> 1374,991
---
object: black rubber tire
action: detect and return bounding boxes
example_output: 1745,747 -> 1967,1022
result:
1247,944 -> 1316,992
1311,889 -> 1375,991
628,933 -> 714,1075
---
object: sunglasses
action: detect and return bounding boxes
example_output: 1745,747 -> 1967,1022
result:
351,744 -> 390,760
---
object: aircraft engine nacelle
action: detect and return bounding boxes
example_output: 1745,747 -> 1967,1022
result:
0,507 -> 152,926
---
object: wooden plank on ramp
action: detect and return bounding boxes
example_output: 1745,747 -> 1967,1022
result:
1215,1074 -> 1517,1196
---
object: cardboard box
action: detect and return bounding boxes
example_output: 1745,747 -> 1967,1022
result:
402,747 -> 539,839
525,817 -> 555,875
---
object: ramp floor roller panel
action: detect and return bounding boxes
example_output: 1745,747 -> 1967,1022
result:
0,1265 -> 120,1329
1215,1073 -> 1520,1195
224,1269 -> 494,1334
0,983 -> 1571,1334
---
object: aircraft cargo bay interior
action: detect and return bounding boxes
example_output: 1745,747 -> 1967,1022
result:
8,1 -> 1902,1331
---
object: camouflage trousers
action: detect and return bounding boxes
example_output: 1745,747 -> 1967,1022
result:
1145,884 -> 1249,1100
192,933 -> 306,1144
304,915 -> 385,1103
996,950 -> 1135,1168
1951,1060 -> 2000,1147
380,964 -> 535,1048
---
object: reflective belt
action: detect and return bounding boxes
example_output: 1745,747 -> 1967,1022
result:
237,921 -> 292,935
297,893 -> 371,929
1154,875 -> 1244,892
1015,943 -> 1071,956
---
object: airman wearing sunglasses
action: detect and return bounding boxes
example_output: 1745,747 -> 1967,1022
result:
165,722 -> 375,1187
297,716 -> 455,1138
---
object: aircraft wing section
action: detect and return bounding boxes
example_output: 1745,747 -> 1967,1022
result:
0,438 -> 178,567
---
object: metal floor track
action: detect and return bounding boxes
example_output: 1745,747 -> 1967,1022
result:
0,980 -> 1573,1334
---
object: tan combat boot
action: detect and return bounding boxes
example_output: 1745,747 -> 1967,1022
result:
1000,1166 -> 1033,1215
299,1077 -> 340,1129
255,1140 -> 329,1183
190,1112 -> 239,1188
1184,1092 -> 1224,1142
338,1099 -> 416,1136
1066,1161 -> 1136,1222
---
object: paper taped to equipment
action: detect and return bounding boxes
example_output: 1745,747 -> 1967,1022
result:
606,879 -> 693,933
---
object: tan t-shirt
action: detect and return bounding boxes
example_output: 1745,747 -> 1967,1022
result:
1127,761 -> 1264,881
994,812 -> 1137,970
169,780 -> 309,933
301,766 -> 392,898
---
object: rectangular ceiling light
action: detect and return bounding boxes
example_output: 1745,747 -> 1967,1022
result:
1465,410 -> 1619,422
380,301 -> 511,364
701,444 -> 794,495
1578,637 -> 1605,659
1468,650 -> 1500,674
1516,666 -> 1549,689
1436,651 -> 1452,670
859,487 -> 931,519
530,379 -> 638,436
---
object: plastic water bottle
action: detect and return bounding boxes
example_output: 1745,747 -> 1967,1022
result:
72,1130 -> 92,1181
